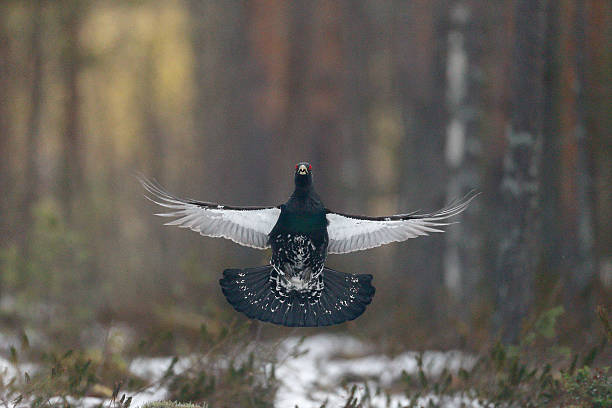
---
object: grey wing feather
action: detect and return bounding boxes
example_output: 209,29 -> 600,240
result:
140,177 -> 280,249
326,191 -> 478,254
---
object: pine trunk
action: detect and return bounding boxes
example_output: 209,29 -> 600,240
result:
394,0 -> 448,324
60,4 -> 83,220
20,1 -> 44,271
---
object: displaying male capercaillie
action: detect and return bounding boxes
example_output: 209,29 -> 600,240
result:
141,163 -> 476,327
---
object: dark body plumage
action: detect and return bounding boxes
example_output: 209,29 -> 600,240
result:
142,161 -> 476,327
269,180 -> 328,299
221,164 -> 375,326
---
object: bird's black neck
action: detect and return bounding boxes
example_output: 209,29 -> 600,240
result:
288,184 -> 324,213
291,184 -> 314,199
289,173 -> 324,210
292,173 -> 313,197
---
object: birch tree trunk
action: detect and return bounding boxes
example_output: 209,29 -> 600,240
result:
443,1 -> 483,314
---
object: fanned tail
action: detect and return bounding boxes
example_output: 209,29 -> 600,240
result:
220,266 -> 375,327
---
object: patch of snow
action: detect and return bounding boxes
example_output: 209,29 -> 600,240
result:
47,396 -> 105,408
0,332 -> 19,352
1,332 -> 483,408
599,257 -> 612,288
302,381 -> 483,408
0,356 -> 18,380
129,386 -> 170,407
275,334 -> 478,408
129,356 -> 178,380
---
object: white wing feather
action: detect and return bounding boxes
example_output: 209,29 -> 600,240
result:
326,193 -> 478,254
141,178 -> 280,249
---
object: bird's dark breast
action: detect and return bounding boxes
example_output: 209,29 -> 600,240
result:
276,212 -> 327,234
268,211 -> 328,299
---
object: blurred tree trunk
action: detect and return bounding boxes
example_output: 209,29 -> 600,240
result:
230,5 -> 268,207
248,0 -> 289,199
539,0 -> 561,309
443,1 -> 483,326
187,0 -> 226,276
479,1 -> 514,322
188,0 -> 220,198
20,1 -> 44,273
188,1 -> 263,274
0,15 -> 10,249
143,63 -> 165,184
189,1 -> 262,201
493,0 -> 547,343
393,0 -> 448,325
0,11 -> 11,298
339,0 -> 372,211
60,3 -> 83,220
308,0 -> 344,203
556,0 -> 596,325
282,1 -> 313,167
142,39 -> 170,293
250,0 -> 345,201
585,0 -> 612,295
540,0 -> 597,324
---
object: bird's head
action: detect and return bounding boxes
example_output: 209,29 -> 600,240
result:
294,162 -> 313,188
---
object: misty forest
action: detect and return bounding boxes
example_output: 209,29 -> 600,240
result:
0,1 -> 611,407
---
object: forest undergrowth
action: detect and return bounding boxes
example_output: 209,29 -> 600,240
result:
0,304 -> 609,408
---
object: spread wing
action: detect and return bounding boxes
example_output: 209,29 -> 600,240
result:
140,177 -> 281,249
326,192 -> 478,254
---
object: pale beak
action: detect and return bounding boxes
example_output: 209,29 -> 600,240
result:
298,165 -> 308,175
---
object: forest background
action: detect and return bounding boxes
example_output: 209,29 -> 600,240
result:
0,1 -> 610,404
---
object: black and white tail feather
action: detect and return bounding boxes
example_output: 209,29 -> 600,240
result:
220,266 -> 375,327
140,175 -> 477,327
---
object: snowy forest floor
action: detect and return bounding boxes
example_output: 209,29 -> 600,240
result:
1,307 -> 611,408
